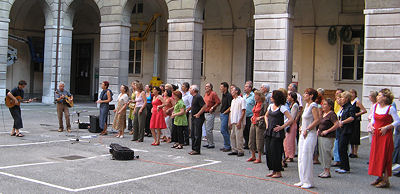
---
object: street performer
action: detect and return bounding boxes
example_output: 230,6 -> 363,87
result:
55,82 -> 73,132
7,80 -> 32,137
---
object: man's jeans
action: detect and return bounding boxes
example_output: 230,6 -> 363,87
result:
220,113 -> 231,149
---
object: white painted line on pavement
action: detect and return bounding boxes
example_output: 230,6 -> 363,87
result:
0,171 -> 75,192
80,154 -> 111,160
0,159 -> 221,192
360,135 -> 369,140
0,161 -> 58,170
0,139 -> 70,148
392,164 -> 400,171
73,159 -> 221,192
133,149 -> 149,153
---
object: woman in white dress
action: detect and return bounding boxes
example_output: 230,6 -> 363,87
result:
294,88 -> 320,189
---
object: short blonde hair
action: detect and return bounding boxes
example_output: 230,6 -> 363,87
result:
165,84 -> 173,91
379,88 -> 394,105
341,91 -> 352,103
254,90 -> 265,102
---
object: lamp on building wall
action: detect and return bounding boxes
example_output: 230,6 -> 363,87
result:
328,26 -> 337,45
340,26 -> 353,43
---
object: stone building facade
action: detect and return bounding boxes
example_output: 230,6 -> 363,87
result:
1,0 -> 399,129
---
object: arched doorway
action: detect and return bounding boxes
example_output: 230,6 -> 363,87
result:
65,0 -> 101,101
8,0 -> 50,99
123,0 -> 168,85
197,0 -> 255,92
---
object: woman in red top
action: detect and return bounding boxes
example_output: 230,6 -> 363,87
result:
369,89 -> 400,188
247,91 -> 267,163
150,86 -> 167,145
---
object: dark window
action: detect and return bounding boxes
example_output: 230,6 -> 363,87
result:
132,2 -> 143,14
341,40 -> 363,80
129,40 -> 142,75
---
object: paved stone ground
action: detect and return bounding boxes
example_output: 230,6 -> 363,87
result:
0,103 -> 399,194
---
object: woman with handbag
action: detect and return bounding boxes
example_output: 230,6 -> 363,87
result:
247,90 -> 267,163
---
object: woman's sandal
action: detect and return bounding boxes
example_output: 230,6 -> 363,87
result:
266,172 -> 274,177
253,159 -> 261,163
10,132 -> 16,136
175,145 -> 183,149
16,133 -> 24,137
171,143 -> 179,148
271,174 -> 282,178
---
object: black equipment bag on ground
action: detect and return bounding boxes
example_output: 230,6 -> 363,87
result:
89,115 -> 101,133
109,143 -> 136,160
79,122 -> 90,129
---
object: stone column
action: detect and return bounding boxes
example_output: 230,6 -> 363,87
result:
362,8 -> 400,130
0,18 -> 9,104
167,18 -> 203,86
253,14 -> 294,90
98,22 -> 130,100
42,26 -> 73,104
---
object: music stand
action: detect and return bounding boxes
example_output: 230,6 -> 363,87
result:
70,110 -> 89,143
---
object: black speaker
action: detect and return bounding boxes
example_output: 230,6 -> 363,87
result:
89,115 -> 101,133
79,122 -> 90,129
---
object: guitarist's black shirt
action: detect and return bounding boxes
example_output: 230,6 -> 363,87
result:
10,87 -> 24,107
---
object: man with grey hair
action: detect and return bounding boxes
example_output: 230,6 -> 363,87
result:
55,82 -> 73,132
288,83 -> 303,107
260,83 -> 272,107
188,85 -> 206,155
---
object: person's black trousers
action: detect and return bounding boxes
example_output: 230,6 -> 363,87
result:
191,117 -> 204,153
243,117 -> 251,148
338,129 -> 351,171
176,125 -> 186,145
171,118 -> 177,142
9,106 -> 23,129
145,103 -> 152,134
265,136 -> 284,172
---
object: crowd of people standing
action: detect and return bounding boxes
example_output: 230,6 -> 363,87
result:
95,80 -> 400,189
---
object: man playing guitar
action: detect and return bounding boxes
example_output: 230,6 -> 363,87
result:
55,82 -> 73,132
7,80 -> 32,137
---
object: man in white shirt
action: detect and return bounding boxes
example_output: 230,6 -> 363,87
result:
228,86 -> 246,157
182,82 -> 192,145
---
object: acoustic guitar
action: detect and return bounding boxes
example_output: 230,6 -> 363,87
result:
5,96 -> 38,108
55,91 -> 74,108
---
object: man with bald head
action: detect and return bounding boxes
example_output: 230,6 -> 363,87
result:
188,85 -> 206,155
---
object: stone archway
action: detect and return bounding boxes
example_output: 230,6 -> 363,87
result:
7,0 -> 52,100
65,0 -> 101,100
199,0 -> 255,92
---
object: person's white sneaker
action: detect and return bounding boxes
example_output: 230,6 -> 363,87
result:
301,183 -> 313,189
294,182 -> 303,187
